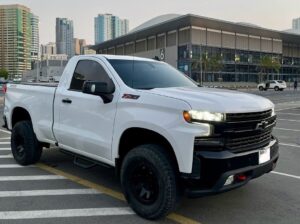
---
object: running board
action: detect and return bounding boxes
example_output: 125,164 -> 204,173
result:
59,148 -> 113,169
73,156 -> 96,169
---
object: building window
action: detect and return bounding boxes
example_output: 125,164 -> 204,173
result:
167,32 -> 176,47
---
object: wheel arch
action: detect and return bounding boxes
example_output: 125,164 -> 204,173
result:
116,127 -> 180,175
11,107 -> 32,128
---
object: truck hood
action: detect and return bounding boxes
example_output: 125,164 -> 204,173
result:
146,87 -> 274,113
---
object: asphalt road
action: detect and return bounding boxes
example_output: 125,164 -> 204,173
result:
0,89 -> 299,224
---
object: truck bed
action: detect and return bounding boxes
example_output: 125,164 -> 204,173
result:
5,83 -> 57,143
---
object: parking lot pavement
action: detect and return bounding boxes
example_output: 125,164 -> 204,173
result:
0,131 -> 177,224
0,92 -> 299,224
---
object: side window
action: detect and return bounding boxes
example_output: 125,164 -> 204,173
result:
69,60 -> 111,91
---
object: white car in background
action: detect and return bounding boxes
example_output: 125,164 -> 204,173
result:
257,80 -> 287,91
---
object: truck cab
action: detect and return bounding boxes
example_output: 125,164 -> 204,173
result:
3,55 -> 279,220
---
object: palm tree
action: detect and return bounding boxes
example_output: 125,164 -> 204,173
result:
209,55 -> 223,81
191,53 -> 223,84
259,55 -> 281,82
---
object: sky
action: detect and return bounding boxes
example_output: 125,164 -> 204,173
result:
1,0 -> 300,45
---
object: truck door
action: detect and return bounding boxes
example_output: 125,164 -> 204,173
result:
53,59 -> 119,161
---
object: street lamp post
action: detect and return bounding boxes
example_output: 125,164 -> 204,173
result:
200,45 -> 203,86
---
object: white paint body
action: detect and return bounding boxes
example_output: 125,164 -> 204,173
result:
4,55 -> 274,173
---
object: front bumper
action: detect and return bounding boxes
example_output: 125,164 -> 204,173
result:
182,138 -> 279,198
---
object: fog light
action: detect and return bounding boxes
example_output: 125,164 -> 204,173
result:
224,175 -> 234,186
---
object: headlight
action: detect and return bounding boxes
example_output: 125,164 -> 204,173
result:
183,110 -> 225,123
271,107 -> 276,116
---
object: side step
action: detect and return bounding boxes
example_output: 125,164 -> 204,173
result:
59,148 -> 112,169
73,156 -> 96,169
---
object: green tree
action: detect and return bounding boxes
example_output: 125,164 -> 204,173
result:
191,53 -> 223,84
0,68 -> 9,80
259,56 -> 281,82
208,55 -> 223,81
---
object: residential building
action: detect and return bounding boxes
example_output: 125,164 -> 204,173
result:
94,13 -> 129,44
292,17 -> 300,30
41,54 -> 68,60
56,18 -> 74,58
22,56 -> 68,82
74,38 -> 86,55
92,14 -> 300,85
31,14 -> 39,62
0,4 -> 33,80
83,46 -> 96,55
41,42 -> 56,56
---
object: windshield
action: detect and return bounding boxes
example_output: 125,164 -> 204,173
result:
108,59 -> 197,89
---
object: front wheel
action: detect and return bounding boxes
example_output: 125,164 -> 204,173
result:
274,86 -> 279,91
259,86 -> 264,91
11,121 -> 42,165
121,144 -> 180,220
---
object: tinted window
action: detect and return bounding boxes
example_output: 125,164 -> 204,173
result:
70,60 -> 111,91
108,59 -> 196,89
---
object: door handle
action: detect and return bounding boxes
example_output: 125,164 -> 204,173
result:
62,98 -> 72,104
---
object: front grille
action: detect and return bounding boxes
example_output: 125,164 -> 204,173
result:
194,110 -> 276,153
226,109 -> 272,122
225,129 -> 272,152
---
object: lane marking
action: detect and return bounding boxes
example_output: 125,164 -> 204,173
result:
0,207 -> 134,220
0,175 -> 66,181
0,189 -> 100,197
0,137 -> 10,140
279,143 -> 300,148
275,127 -> 300,132
0,129 -> 11,134
0,148 -> 10,151
0,142 -> 10,144
276,107 -> 300,112
277,119 -> 300,123
0,155 -> 13,158
0,164 -> 33,168
277,112 -> 300,116
36,163 -> 201,224
272,171 -> 300,180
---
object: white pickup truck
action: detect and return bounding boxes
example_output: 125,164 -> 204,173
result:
3,55 -> 279,220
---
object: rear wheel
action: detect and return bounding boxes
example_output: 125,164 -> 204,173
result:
259,86 -> 264,91
11,121 -> 42,165
274,86 -> 279,91
121,144 -> 180,220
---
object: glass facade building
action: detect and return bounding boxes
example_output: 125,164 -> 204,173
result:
94,14 -> 129,44
92,14 -> 300,84
56,18 -> 74,58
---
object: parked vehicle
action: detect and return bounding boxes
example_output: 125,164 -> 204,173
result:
257,80 -> 286,91
3,55 -> 279,220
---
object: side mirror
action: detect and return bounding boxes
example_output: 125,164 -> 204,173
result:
82,81 -> 115,103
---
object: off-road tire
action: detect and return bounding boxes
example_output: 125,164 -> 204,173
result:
120,144 -> 180,220
11,121 -> 42,165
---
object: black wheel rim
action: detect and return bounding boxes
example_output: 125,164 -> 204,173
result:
14,135 -> 25,159
129,161 -> 159,205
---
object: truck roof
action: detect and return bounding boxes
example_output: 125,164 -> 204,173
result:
74,54 -> 157,62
